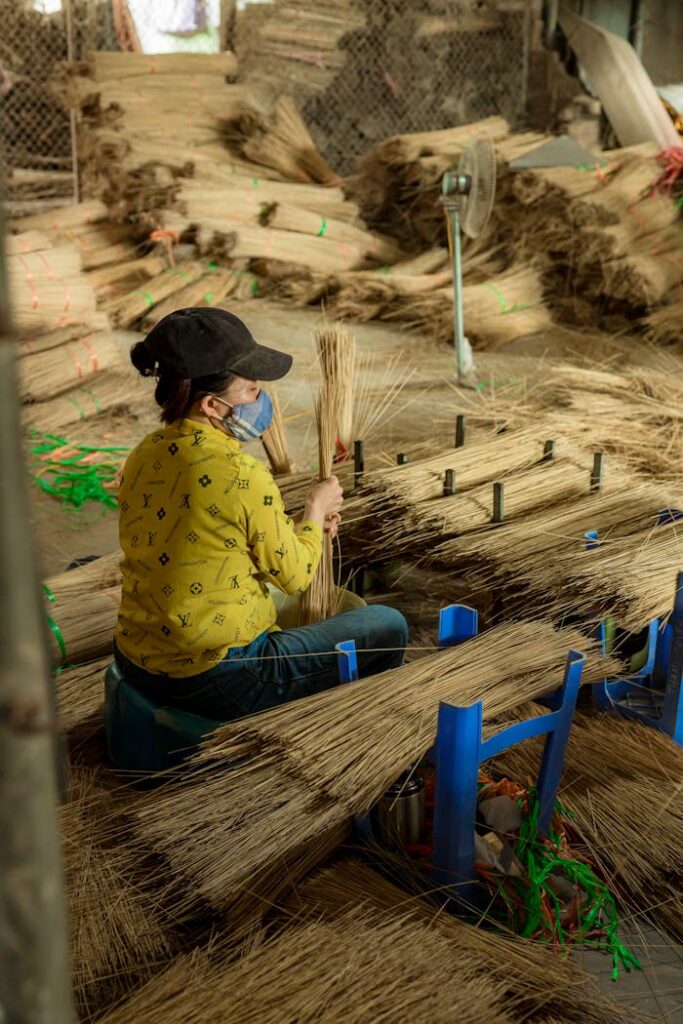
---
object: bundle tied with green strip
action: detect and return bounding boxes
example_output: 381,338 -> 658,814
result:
142,267 -> 239,327
103,262 -> 206,328
30,432 -> 129,510
22,372 -> 133,433
130,620 -> 617,919
43,552 -> 122,669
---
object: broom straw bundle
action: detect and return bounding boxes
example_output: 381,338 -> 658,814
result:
96,910 -> 513,1024
20,332 -> 124,403
131,620 -> 617,916
10,199 -> 108,234
22,372 -> 133,433
6,229 -> 53,256
262,202 -> 402,263
58,655 -> 109,736
178,177 -> 361,223
19,316 -> 110,357
291,860 -> 639,1024
104,262 -> 205,327
43,552 -> 122,668
296,397 -> 338,626
261,389 -> 295,476
142,268 -> 239,326
87,254 -> 167,290
88,50 -> 238,81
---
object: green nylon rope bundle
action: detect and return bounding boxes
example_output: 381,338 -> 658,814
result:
31,432 -> 129,511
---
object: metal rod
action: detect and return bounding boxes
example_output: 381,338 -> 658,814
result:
544,0 -> 560,47
455,414 -> 466,449
353,439 -> 364,490
629,0 -> 645,58
449,206 -> 468,383
590,452 -> 605,493
492,481 -> 505,523
542,439 -> 556,462
396,453 -> 408,465
63,0 -> 80,205
443,469 -> 456,497
0,204 -> 76,1021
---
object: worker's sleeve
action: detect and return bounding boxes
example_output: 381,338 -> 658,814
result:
242,458 -> 323,596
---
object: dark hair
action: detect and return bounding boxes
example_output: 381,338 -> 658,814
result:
131,341 -> 235,424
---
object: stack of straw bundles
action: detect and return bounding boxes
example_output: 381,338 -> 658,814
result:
141,268 -> 239,327
86,51 -> 238,81
132,620 -> 617,917
63,770 -> 175,1018
103,262 -> 206,328
8,234 -> 98,335
492,708 -> 683,943
96,914 -> 514,1024
19,332 -> 124,403
176,176 -> 361,224
22,373 -> 133,433
290,860 -> 638,1024
43,552 -> 122,670
9,199 -> 108,235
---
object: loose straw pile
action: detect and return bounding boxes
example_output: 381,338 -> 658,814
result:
131,620 -> 617,917
96,909 -> 512,1024
63,770 -> 175,1018
289,860 -> 638,1024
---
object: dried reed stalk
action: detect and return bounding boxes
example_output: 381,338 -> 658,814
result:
262,201 -> 402,263
261,388 -> 294,475
20,332 -> 124,403
43,555 -> 121,669
88,50 -> 238,81
22,372 -> 133,432
87,254 -> 167,289
290,860 -> 640,1024
6,229 -> 53,256
491,708 -> 683,943
177,177 -> 361,223
63,770 -> 175,1018
10,199 -> 108,233
96,910 -> 513,1024
58,655 -> 110,736
297,392 -> 337,626
19,316 -> 110,356
205,223 -> 368,274
132,621 -> 617,916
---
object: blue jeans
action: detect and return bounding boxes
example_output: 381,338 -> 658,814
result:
114,604 -> 408,721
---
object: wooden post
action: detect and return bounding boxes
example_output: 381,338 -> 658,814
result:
220,0 -> 237,53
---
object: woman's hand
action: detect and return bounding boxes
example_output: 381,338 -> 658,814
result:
324,512 -> 341,540
306,475 -> 343,517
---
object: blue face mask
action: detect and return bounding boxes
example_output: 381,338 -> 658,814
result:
212,389 -> 273,442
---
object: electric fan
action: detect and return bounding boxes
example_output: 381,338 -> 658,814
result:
442,136 -> 497,386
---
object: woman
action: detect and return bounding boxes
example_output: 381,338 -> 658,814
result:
114,307 -> 408,721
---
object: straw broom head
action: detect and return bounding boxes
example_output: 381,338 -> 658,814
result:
261,388 -> 295,476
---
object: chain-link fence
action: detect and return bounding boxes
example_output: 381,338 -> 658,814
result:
1,0 -> 120,214
237,0 -> 532,175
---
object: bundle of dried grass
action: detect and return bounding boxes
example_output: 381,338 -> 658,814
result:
261,389 -> 295,475
220,94 -> 338,185
44,552 -> 122,668
104,262 -> 205,327
644,299 -> 683,346
96,909 -> 513,1024
290,860 -> 639,1024
132,620 -> 617,916
142,268 -> 239,326
57,656 -> 108,739
492,708 -> 683,943
19,332 -> 124,403
176,176 -> 360,223
8,235 -> 99,334
22,372 -> 133,433
18,316 -> 111,357
297,345 -> 340,625
9,199 -> 108,234
87,253 -> 167,290
63,770 -> 175,1018
262,201 -> 402,263
193,222 -> 369,274
87,50 -> 238,81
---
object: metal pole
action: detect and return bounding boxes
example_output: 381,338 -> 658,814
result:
544,0 -> 560,47
449,206 -> 468,383
63,0 -> 80,205
0,202 -> 76,1020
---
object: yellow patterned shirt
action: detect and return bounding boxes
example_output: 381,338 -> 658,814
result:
115,418 -> 323,678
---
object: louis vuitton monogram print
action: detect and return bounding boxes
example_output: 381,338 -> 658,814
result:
116,418 -> 322,678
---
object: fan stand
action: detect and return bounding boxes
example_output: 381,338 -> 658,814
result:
443,174 -> 477,389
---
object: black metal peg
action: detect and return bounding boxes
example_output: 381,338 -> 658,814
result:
353,439 -> 364,490
590,452 -> 605,493
542,439 -> 556,462
443,469 -> 456,496
492,481 -> 504,523
397,453 -> 408,465
455,414 -> 466,449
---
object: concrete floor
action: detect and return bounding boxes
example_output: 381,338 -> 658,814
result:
27,301 -> 683,1018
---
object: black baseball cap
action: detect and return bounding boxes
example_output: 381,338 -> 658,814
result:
142,307 -> 293,381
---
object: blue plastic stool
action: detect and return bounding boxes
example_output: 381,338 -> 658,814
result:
347,604 -> 586,911
104,662 -> 222,773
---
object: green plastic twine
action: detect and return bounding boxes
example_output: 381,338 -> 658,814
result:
137,289 -> 155,309
514,788 -> 641,980
485,281 -> 530,316
31,433 -> 129,512
42,584 -> 68,667
316,217 -> 327,237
